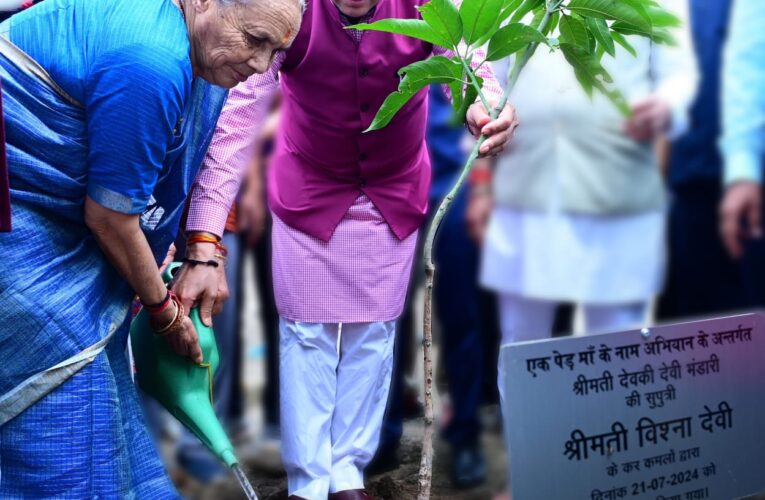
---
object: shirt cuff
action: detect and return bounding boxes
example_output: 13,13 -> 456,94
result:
87,184 -> 147,214
185,201 -> 230,239
724,150 -> 763,185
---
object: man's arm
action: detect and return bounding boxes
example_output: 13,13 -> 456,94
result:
719,1 -> 765,258
173,56 -> 282,325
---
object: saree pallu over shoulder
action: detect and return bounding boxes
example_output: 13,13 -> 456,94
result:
0,34 -> 225,497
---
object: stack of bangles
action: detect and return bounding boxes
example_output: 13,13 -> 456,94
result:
469,167 -> 493,196
141,290 -> 185,336
186,232 -> 228,265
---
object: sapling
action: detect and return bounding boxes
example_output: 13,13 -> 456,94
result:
351,0 -> 680,497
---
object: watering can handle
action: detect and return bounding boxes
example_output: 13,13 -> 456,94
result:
161,261 -> 182,285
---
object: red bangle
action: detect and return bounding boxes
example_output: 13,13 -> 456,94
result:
141,290 -> 174,314
469,167 -> 493,186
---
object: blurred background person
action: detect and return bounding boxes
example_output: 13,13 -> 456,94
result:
658,0 -> 752,321
243,99 -> 283,449
471,0 -> 696,395
719,0 -> 765,276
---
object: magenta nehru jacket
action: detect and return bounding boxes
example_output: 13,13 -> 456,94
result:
268,0 -> 432,242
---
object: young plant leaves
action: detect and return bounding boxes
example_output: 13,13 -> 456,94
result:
350,19 -> 448,47
418,0 -> 463,49
460,0 -> 506,46
450,74 -> 483,126
559,14 -> 589,49
365,56 -> 463,132
510,0 -> 543,23
566,0 -> 651,33
584,17 -> 615,56
560,42 -> 629,115
486,23 -> 548,61
611,30 -> 637,57
498,0 -> 524,24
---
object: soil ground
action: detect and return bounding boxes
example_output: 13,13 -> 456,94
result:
175,416 -> 508,500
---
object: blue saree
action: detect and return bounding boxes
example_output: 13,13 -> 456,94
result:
0,31 -> 227,497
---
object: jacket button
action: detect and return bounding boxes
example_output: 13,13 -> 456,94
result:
360,102 -> 370,112
359,178 -> 367,187
359,153 -> 367,161
359,67 -> 369,77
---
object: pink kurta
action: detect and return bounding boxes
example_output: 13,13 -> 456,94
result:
272,195 -> 417,322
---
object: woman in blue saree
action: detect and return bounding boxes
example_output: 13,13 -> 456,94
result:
0,0 -> 301,496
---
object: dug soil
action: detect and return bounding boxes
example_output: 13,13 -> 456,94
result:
179,417 -> 508,500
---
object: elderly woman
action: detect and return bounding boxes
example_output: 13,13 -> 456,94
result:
0,0 -> 301,495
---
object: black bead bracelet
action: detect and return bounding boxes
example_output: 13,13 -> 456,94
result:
181,257 -> 220,268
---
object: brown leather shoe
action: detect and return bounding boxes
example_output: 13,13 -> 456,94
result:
328,490 -> 375,500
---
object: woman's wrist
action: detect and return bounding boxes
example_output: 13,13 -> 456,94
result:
148,295 -> 185,335
149,300 -> 176,327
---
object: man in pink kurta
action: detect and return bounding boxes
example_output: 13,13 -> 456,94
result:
187,0 -> 515,497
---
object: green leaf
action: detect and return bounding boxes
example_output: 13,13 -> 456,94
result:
644,5 -> 681,28
486,23 -> 548,61
498,0 -> 524,24
559,42 -> 612,85
350,19 -> 447,47
585,17 -> 614,56
610,21 -> 677,45
449,55 -> 471,113
450,74 -> 483,126
566,0 -> 651,32
611,30 -> 637,57
528,7 -> 546,33
509,0 -> 543,23
460,0 -> 507,46
366,56 -> 463,132
473,0 -> 527,44
609,21 -> 652,37
559,14 -> 589,49
560,42 -> 629,115
544,10 -> 560,36
418,0 -> 463,49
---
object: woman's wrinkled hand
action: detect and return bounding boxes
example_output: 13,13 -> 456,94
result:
148,301 -> 203,364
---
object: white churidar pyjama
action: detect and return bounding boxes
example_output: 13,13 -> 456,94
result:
279,319 -> 396,499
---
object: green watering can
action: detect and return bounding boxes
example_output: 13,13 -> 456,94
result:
130,262 -> 257,498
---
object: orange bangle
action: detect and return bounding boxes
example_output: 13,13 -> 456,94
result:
186,233 -> 219,246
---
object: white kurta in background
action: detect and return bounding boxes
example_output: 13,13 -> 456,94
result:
481,207 -> 666,305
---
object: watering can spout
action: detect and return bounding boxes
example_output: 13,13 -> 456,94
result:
130,263 -> 238,469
